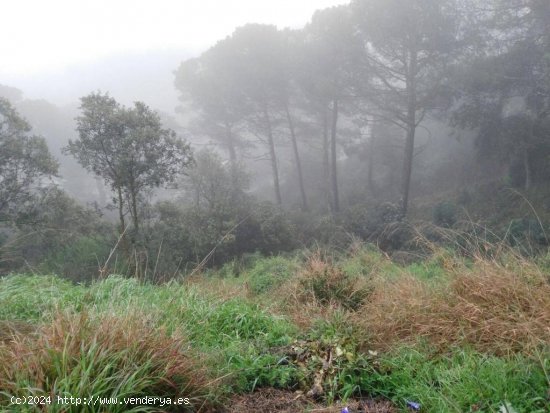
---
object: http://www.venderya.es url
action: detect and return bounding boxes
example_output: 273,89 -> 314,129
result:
10,395 -> 191,408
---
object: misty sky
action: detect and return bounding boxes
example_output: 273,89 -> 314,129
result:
1,0 -> 348,111
2,0 -> 349,75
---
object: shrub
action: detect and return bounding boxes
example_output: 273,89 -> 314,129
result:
148,198 -> 298,277
342,202 -> 406,249
0,188 -> 113,280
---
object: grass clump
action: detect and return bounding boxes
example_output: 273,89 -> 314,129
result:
0,312 -> 210,412
357,256 -> 550,354
296,252 -> 372,311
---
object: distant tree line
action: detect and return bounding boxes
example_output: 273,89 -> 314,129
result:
175,0 -> 550,214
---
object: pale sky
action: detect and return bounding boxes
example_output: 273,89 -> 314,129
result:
2,0 -> 349,75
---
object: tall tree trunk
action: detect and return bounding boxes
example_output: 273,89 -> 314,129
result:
322,107 -> 331,213
330,99 -> 340,214
285,104 -> 308,211
130,187 -> 139,236
401,49 -> 418,216
117,186 -> 126,236
264,106 -> 282,205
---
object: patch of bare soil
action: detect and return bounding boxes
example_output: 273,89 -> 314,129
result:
225,388 -> 396,413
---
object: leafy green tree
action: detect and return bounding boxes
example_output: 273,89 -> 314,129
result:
0,98 -> 58,220
65,92 -> 193,240
150,150 -> 295,272
176,149 -> 250,264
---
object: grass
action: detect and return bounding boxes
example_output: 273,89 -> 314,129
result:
366,346 -> 549,413
0,246 -> 549,412
1,312 -> 209,412
356,254 -> 550,354
0,273 -> 297,411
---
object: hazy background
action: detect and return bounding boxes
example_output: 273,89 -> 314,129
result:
1,0 -> 348,112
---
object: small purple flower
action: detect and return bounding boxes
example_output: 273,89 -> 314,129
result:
341,407 -> 349,413
406,400 -> 421,411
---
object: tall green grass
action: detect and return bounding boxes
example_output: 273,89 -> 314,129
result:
365,347 -> 549,413
0,273 -> 297,407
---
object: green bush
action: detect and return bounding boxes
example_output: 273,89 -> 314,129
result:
341,203 -> 413,251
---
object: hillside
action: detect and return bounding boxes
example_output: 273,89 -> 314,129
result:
1,246 -> 548,412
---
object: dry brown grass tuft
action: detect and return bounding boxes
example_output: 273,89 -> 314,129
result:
356,257 -> 550,355
0,320 -> 36,343
0,312 -> 211,411
274,252 -> 372,328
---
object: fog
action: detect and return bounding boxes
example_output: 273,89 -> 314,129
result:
1,0 -> 549,277
1,0 -> 349,107
1,0 -> 349,203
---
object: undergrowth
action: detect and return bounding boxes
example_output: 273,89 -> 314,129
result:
0,244 -> 549,412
